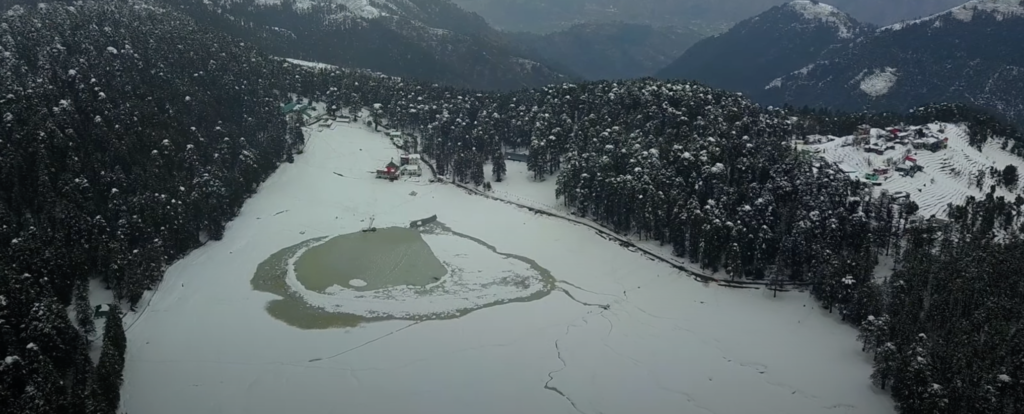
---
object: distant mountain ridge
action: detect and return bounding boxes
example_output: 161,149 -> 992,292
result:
763,0 -> 1024,127
879,0 -> 1024,31
508,21 -> 705,80
174,0 -> 575,90
655,1 -> 874,98
449,0 -> 966,33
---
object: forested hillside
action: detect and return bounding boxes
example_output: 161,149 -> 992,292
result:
656,1 -> 874,101
0,2 -> 302,412
508,22 -> 704,80
763,0 -> 1024,129
169,0 -> 574,90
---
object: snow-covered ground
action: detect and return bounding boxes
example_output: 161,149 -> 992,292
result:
786,0 -> 856,38
120,121 -> 895,414
481,162 -> 747,282
858,68 -> 898,97
254,0 -> 389,18
283,57 -> 338,70
764,63 -> 815,91
803,123 -> 1022,218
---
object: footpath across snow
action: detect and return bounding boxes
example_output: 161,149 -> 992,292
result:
472,160 -> 764,285
120,120 -> 895,414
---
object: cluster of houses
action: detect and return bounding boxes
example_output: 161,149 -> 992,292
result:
279,100 -> 353,128
854,125 -> 949,155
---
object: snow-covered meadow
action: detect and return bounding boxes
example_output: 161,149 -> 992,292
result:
119,121 -> 895,414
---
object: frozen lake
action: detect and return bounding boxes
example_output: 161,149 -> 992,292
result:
250,220 -> 557,329
120,120 -> 895,414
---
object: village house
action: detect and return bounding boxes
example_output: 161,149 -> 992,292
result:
865,143 -> 886,155
401,164 -> 422,177
94,303 -> 113,320
399,153 -> 421,166
376,160 -> 400,180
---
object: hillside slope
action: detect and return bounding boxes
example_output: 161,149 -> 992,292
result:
763,0 -> 1024,127
508,22 -> 705,80
656,1 -> 873,100
802,123 -> 1023,219
0,2 -> 303,412
174,0 -> 573,90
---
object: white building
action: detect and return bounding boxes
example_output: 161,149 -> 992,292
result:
401,164 -> 422,177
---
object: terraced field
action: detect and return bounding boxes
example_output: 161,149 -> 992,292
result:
807,123 -> 1022,218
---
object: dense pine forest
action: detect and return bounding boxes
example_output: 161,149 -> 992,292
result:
0,2 -> 303,412
1,2 -> 1022,414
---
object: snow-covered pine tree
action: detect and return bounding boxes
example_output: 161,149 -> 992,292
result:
91,304 -> 126,414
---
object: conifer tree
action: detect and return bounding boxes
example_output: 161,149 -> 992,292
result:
92,304 -> 126,414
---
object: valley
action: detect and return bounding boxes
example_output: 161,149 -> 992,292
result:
120,116 -> 894,414
4,2 -> 1024,414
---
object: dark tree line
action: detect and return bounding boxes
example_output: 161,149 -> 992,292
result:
0,2 -> 304,413
862,194 -> 1024,414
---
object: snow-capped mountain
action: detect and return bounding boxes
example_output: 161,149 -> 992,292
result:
764,0 -> 1024,127
880,0 -> 1024,31
786,0 -> 860,38
655,1 -> 872,98
450,0 -> 965,33
175,0 -> 572,90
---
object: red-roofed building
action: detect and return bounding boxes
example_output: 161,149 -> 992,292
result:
376,160 -> 400,180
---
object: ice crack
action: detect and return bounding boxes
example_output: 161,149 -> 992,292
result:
557,280 -> 622,300
308,321 -> 422,363
556,287 -> 611,310
544,333 -> 586,414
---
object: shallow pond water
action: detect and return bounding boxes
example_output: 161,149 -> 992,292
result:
251,221 -> 556,329
294,227 -> 448,293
